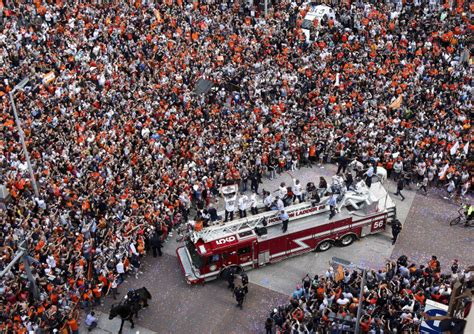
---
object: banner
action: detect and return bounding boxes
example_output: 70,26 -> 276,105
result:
389,95 -> 403,109
450,141 -> 459,155
420,299 -> 448,333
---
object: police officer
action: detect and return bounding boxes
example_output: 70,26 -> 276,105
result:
391,219 -> 402,245
280,210 -> 289,233
233,285 -> 245,309
241,272 -> 249,295
227,268 -> 235,291
150,231 -> 163,257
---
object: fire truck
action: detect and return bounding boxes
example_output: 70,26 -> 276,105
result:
177,180 -> 396,284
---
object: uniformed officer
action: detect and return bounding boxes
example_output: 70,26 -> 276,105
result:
241,272 -> 249,295
280,210 -> 289,233
391,219 -> 402,245
233,285 -> 245,309
227,269 -> 235,290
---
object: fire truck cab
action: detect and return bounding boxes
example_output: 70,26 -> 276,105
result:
177,180 -> 396,284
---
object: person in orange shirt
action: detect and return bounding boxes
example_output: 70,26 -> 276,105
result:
428,255 -> 441,273
67,316 -> 79,334
92,285 -> 102,306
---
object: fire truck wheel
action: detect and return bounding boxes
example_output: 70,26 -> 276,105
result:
316,240 -> 333,252
339,234 -> 356,247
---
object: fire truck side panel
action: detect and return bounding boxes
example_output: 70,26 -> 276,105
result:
254,210 -> 390,265
259,218 -> 352,263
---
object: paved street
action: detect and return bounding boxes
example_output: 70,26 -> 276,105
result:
87,254 -> 288,334
82,163 -> 473,334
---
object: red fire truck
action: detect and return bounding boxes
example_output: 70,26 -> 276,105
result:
177,181 -> 396,284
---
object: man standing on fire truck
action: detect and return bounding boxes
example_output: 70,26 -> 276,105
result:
250,192 -> 258,215
328,194 -> 338,219
292,179 -> 304,203
238,193 -> 248,218
225,197 -> 236,222
280,210 -> 289,233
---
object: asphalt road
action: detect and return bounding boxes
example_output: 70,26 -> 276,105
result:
94,253 -> 288,334
81,164 -> 473,334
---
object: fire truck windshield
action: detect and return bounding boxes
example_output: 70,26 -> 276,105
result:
186,242 -> 204,269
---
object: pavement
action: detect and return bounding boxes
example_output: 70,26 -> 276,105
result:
79,163 -> 474,334
81,253 -> 288,334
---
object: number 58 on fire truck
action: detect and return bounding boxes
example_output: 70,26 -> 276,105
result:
177,180 -> 396,284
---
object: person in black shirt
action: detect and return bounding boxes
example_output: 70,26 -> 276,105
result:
150,232 -> 162,257
233,285 -> 245,309
391,219 -> 402,245
250,169 -> 259,194
336,154 -> 348,175
394,178 -> 405,201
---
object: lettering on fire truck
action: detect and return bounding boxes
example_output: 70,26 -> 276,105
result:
215,236 -> 236,245
267,205 -> 325,224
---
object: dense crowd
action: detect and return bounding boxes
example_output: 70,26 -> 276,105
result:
0,0 -> 472,332
265,256 -> 471,333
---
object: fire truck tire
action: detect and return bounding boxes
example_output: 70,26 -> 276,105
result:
339,234 -> 356,247
316,240 -> 333,252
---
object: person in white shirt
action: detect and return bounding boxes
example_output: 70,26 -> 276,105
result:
250,192 -> 258,215
264,191 -> 274,211
278,182 -> 287,199
393,160 -> 403,180
46,255 -> 56,269
292,179 -> 304,203
85,311 -> 98,332
238,193 -> 248,218
274,196 -> 285,211
110,277 -> 120,300
365,165 -> 374,188
116,258 -> 125,282
336,296 -> 350,306
224,199 -> 235,222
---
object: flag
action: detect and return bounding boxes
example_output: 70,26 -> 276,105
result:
154,9 -> 162,23
335,265 -> 344,282
438,163 -> 449,178
42,71 -> 56,85
450,141 -> 459,155
335,73 -> 340,87
463,142 -> 469,155
389,95 -> 403,109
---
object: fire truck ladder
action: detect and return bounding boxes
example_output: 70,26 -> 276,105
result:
192,213 -> 275,243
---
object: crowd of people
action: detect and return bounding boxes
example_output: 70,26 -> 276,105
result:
0,0 -> 472,332
265,256 -> 471,333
